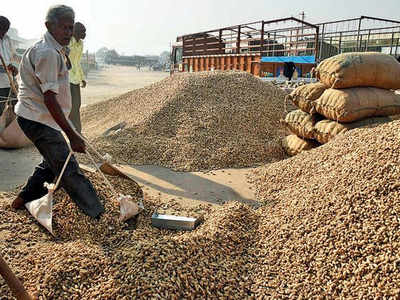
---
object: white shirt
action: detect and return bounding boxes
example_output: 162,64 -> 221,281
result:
0,34 -> 18,89
15,32 -> 71,131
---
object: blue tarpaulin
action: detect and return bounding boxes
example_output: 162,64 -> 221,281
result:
261,56 -> 316,64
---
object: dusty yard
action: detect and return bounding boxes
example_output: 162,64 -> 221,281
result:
0,66 -> 255,206
81,65 -> 169,106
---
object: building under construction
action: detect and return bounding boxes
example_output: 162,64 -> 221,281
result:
170,16 -> 400,77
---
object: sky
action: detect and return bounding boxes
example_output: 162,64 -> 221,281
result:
2,0 -> 400,55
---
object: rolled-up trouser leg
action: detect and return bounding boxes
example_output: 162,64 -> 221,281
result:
69,83 -> 82,133
17,116 -> 104,218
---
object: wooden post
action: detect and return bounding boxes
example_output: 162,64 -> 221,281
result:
338,32 -> 343,54
236,25 -> 241,54
366,29 -> 371,52
182,36 -> 186,58
260,21 -> 265,56
219,29 -> 223,54
359,34 -> 364,52
314,26 -> 319,61
390,32 -> 395,55
0,256 -> 32,300
273,32 -> 276,56
246,56 -> 252,73
356,17 -> 362,51
254,59 -> 261,77
239,56 -> 245,71
318,24 -> 325,61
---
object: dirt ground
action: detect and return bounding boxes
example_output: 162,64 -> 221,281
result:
81,65 -> 169,106
0,66 -> 255,208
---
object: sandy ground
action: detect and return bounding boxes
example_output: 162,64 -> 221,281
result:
104,164 -> 257,208
81,65 -> 169,106
0,146 -> 41,191
0,66 -> 255,208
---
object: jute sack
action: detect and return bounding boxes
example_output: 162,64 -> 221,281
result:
314,87 -> 400,123
315,52 -> 400,89
314,116 -> 396,144
282,135 -> 319,156
281,109 -> 321,139
0,118 -> 32,149
285,82 -> 326,114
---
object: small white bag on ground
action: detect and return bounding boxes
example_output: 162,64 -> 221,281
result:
25,152 -> 72,235
118,194 -> 139,222
25,183 -> 55,235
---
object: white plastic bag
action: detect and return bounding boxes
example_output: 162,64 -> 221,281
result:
118,194 -> 140,222
25,183 -> 55,235
25,152 -> 72,235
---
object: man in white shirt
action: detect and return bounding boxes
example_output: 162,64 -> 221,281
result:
0,16 -> 18,115
12,5 -> 104,219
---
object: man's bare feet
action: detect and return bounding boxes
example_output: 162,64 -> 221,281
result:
11,196 -> 25,210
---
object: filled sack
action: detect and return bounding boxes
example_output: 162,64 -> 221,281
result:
313,116 -> 396,144
285,82 -> 326,114
282,134 -> 319,156
314,87 -> 400,123
281,109 -> 321,139
315,52 -> 400,89
0,118 -> 32,149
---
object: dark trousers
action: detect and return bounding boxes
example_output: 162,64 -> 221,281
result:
17,116 -> 104,218
0,87 -> 11,115
69,83 -> 82,133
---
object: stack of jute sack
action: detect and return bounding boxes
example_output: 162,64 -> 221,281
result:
282,52 -> 400,156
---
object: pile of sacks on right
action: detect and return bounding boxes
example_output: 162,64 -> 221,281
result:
282,52 -> 400,156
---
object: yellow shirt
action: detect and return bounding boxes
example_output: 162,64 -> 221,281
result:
68,36 -> 85,85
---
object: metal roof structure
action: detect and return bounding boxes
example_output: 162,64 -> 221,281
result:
176,15 -> 400,60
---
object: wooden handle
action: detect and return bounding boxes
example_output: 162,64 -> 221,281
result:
0,255 -> 32,300
0,53 -> 18,96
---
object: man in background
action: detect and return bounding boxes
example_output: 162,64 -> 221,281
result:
68,22 -> 86,133
283,61 -> 296,81
0,16 -> 19,115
